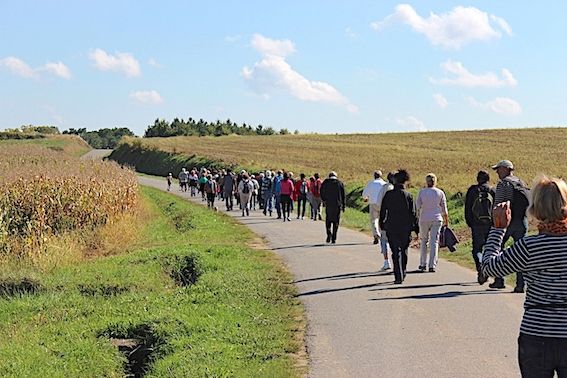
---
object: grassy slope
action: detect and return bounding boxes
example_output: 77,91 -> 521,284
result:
0,187 -> 303,377
0,134 -> 91,158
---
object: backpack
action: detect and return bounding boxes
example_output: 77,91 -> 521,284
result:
205,180 -> 215,194
242,181 -> 250,194
510,180 -> 530,220
471,186 -> 493,225
300,181 -> 308,195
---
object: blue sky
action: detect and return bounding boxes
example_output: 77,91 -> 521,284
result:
1,1 -> 566,135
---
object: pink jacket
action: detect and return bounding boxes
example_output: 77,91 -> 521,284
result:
280,179 -> 295,196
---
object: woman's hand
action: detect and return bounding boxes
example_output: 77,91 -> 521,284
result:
493,201 -> 511,229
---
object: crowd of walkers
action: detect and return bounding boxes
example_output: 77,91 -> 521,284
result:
168,158 -> 567,375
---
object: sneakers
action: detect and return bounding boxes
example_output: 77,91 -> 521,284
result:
418,265 -> 426,272
429,268 -> 436,273
331,240 -> 336,244
380,261 -> 391,271
373,236 -> 379,245
513,287 -> 525,293
394,280 -> 403,284
477,272 -> 488,285
326,236 -> 331,243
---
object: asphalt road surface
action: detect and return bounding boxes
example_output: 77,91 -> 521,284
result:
139,175 -> 525,378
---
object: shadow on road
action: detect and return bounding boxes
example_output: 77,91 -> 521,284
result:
369,289 -> 505,301
294,271 -> 391,283
368,281 -> 478,292
296,281 -> 392,297
273,242 -> 368,251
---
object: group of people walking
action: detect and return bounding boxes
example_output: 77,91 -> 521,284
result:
168,167 -> 347,243
168,158 -> 567,375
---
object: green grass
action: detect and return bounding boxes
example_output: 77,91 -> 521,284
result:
0,186 -> 303,377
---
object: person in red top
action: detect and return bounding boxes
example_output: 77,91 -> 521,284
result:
310,173 -> 323,221
294,173 -> 310,220
280,172 -> 295,222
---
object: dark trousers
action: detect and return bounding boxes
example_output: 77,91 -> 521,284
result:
519,333 -> 567,377
387,232 -> 411,282
325,208 -> 341,242
275,194 -> 282,218
297,195 -> 307,218
207,193 -> 215,208
471,224 -> 491,272
225,194 -> 233,211
494,222 -> 527,289
281,195 -> 292,219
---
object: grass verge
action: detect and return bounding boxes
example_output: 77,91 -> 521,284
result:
0,186 -> 304,377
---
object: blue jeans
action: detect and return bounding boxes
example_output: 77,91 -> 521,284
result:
263,193 -> 273,212
519,333 -> 567,377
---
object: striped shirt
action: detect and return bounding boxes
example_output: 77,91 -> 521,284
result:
482,228 -> 567,337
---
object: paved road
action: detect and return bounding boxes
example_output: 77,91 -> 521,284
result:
80,149 -> 113,160
139,175 -> 524,378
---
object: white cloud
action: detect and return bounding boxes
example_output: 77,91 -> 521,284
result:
0,56 -> 72,80
395,116 -> 427,131
40,62 -> 72,79
147,58 -> 162,68
345,27 -> 357,39
250,33 -> 296,57
371,4 -> 512,49
431,60 -> 517,88
433,93 -> 448,109
242,34 -> 358,113
89,48 -> 141,77
130,90 -> 163,104
467,96 -> 522,116
0,57 -> 38,78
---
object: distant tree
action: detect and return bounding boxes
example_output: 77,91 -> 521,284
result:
20,125 -> 60,134
62,127 -> 134,148
279,128 -> 290,135
294,129 -> 300,135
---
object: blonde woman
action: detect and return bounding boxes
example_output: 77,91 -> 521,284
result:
483,176 -> 567,376
416,173 -> 448,272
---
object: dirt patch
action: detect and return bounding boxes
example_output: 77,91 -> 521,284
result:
102,324 -> 163,378
78,284 -> 129,297
0,278 -> 42,298
162,253 -> 202,287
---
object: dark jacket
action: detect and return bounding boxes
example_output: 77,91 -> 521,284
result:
379,184 -> 419,235
320,177 -> 346,211
464,183 -> 495,227
439,225 -> 459,252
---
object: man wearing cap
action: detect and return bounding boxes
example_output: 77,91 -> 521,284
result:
363,170 -> 391,270
320,171 -> 346,244
489,159 -> 528,293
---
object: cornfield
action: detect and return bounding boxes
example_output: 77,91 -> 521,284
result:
0,144 -> 138,257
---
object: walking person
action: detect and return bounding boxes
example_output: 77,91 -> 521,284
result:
166,173 -> 173,191
488,160 -> 530,293
311,173 -> 323,221
261,170 -> 274,216
280,172 -> 295,222
295,173 -> 309,219
189,170 -> 198,197
465,170 -> 495,285
362,170 -> 388,245
223,169 -> 235,211
250,173 -> 260,211
178,168 -> 189,192
307,176 -> 316,219
273,170 -> 284,219
199,172 -> 208,201
416,173 -> 448,273
483,176 -> 567,377
238,173 -> 254,216
380,170 -> 419,284
320,171 -> 346,243
205,174 -> 217,209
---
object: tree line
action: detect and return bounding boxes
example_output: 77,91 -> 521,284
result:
63,127 -> 134,149
144,118 -> 297,137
